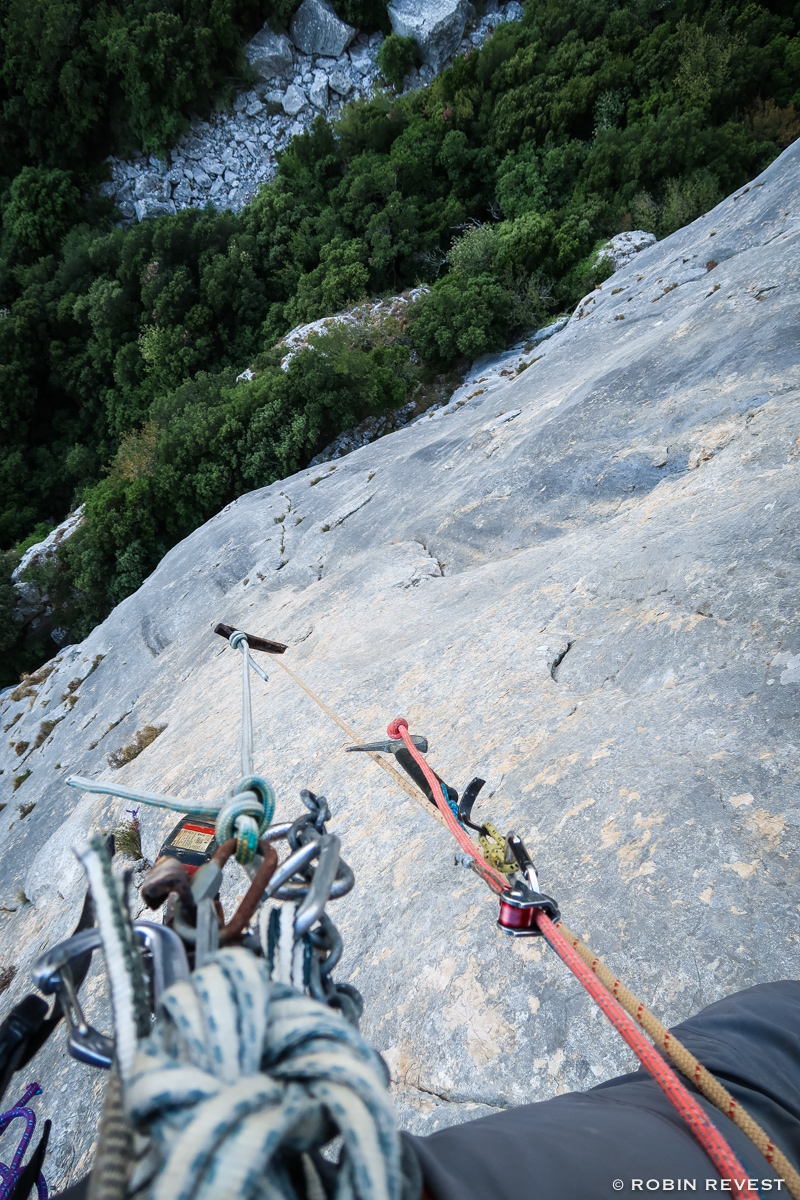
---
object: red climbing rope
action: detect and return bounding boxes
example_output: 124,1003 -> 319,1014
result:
386,716 -> 760,1200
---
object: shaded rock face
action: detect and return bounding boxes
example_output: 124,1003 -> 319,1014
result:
290,0 -> 356,56
1,144 -> 799,1186
388,0 -> 468,70
244,25 -> 295,78
10,507 -> 85,642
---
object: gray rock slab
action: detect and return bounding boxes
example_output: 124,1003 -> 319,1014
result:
290,0 -> 356,57
2,142 -> 800,1181
244,25 -> 295,79
388,0 -> 468,70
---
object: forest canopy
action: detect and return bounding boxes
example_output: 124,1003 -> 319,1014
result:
1,0 -> 799,684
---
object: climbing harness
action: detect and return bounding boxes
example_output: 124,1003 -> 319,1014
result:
0,622 -> 796,1199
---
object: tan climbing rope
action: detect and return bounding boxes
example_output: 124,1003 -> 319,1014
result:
270,656 -> 448,828
557,921 -> 800,1200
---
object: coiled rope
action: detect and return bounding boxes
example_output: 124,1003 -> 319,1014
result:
79,838 -> 401,1200
385,717 -> 764,1200
0,1083 -> 48,1200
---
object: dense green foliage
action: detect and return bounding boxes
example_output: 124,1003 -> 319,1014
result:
2,0 -> 800,685
0,0 -> 276,184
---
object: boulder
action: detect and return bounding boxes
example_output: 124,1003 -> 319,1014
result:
172,180 -> 192,206
290,0 -> 356,57
348,44 -> 374,74
596,230 -> 658,271
282,83 -> 307,116
134,196 -> 177,221
244,25 -> 295,79
328,67 -> 353,94
387,0 -> 468,71
309,71 -> 329,108
133,172 -> 170,202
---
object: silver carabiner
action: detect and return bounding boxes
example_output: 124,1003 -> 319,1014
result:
295,834 -> 340,936
32,921 -> 191,1069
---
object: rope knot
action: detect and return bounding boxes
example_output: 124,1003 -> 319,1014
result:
216,776 -> 275,864
386,717 -> 408,740
228,630 -> 248,652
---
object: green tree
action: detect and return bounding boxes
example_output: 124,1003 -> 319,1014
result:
3,167 -> 83,257
376,33 -> 419,89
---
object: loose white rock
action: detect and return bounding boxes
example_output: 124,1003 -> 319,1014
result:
595,230 -> 658,271
309,72 -> 329,108
283,83 -> 308,116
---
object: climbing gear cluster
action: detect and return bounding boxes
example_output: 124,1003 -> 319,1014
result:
0,622 -> 796,1200
0,626 -> 411,1200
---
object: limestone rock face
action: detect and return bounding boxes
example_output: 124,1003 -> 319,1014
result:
388,0 -> 468,70
244,25 -> 295,79
1,143 -> 799,1188
290,0 -> 356,57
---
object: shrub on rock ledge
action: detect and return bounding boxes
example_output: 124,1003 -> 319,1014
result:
377,33 -> 419,88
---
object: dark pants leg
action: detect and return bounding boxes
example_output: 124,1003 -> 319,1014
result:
407,981 -> 800,1200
